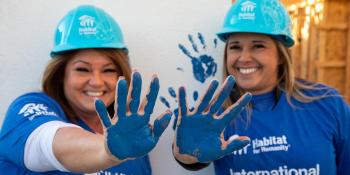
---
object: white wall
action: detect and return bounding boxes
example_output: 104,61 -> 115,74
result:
0,0 -> 230,174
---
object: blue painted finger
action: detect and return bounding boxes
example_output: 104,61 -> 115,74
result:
222,93 -> 252,123
218,93 -> 252,127
144,77 -> 160,115
209,76 -> 235,114
197,80 -> 219,113
95,99 -> 111,128
223,136 -> 250,155
117,78 -> 128,117
153,111 -> 172,139
129,72 -> 142,114
178,87 -> 187,117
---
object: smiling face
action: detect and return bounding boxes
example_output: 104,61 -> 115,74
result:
226,33 -> 280,95
63,49 -> 120,117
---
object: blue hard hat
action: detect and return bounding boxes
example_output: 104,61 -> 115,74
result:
51,5 -> 127,57
217,0 -> 294,47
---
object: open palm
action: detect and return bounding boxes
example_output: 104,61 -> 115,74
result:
174,76 -> 251,162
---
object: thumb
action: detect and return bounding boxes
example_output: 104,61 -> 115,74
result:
223,135 -> 250,155
153,110 -> 173,139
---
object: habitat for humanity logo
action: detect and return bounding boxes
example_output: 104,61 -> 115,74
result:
232,135 -> 291,155
238,1 -> 256,20
78,15 -> 97,35
18,103 -> 58,120
252,135 -> 291,154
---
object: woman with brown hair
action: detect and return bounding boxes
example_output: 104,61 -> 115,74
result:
0,5 -> 171,175
173,0 -> 350,174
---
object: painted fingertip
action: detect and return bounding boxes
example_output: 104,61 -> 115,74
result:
132,71 -> 141,77
209,79 -> 219,90
132,72 -> 142,82
150,76 -> 160,89
118,76 -> 125,81
240,93 -> 252,106
226,75 -> 236,84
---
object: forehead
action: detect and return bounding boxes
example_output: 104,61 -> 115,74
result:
68,49 -> 115,65
228,33 -> 273,42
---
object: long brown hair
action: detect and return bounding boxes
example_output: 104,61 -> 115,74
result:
42,48 -> 131,122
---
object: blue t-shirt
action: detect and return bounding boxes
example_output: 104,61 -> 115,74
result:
214,86 -> 350,175
0,92 -> 152,175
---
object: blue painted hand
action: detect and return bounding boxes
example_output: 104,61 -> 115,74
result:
178,33 -> 218,83
95,72 -> 172,160
174,76 -> 252,162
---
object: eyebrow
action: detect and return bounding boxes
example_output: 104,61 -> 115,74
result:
252,40 -> 266,43
228,40 -> 267,45
71,60 -> 115,67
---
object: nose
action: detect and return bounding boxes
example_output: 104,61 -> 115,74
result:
238,48 -> 252,62
89,72 -> 104,87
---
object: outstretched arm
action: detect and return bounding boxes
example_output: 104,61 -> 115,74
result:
52,72 -> 172,173
173,75 -> 251,165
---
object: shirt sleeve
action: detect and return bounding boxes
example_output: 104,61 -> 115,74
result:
0,93 -> 68,169
24,120 -> 80,172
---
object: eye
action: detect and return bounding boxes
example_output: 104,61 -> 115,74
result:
103,68 -> 117,73
75,67 -> 89,72
229,45 -> 241,50
253,44 -> 265,49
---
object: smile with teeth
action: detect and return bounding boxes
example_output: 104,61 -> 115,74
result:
85,91 -> 104,97
238,67 -> 258,74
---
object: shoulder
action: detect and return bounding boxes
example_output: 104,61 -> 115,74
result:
297,79 -> 340,97
8,92 -> 62,113
2,92 -> 68,130
295,80 -> 349,119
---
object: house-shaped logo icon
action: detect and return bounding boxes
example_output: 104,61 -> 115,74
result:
241,1 -> 256,12
79,15 -> 95,27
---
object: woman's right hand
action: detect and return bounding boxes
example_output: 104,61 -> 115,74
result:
173,76 -> 252,163
95,71 -> 172,161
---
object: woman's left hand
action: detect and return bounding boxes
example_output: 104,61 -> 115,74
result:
173,76 -> 251,163
95,71 -> 172,160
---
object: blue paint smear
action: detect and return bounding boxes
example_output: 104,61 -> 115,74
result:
178,44 -> 193,59
176,67 -> 184,71
198,33 -> 206,49
188,34 -> 198,52
159,96 -> 170,108
178,33 -> 218,83
193,91 -> 198,101
168,87 -> 176,98
172,108 -> 179,130
214,38 -> 218,48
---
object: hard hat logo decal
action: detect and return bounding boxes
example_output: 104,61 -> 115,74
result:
78,15 -> 97,35
237,1 -> 256,21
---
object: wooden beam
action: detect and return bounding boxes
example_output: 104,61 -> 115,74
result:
346,1 -> 350,104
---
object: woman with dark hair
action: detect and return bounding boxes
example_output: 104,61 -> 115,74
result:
0,5 -> 171,174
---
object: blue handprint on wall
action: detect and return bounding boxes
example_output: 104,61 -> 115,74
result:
160,33 -> 219,127
178,33 -> 218,83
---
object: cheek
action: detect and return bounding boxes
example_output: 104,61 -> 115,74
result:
226,56 -> 237,74
106,76 -> 118,90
